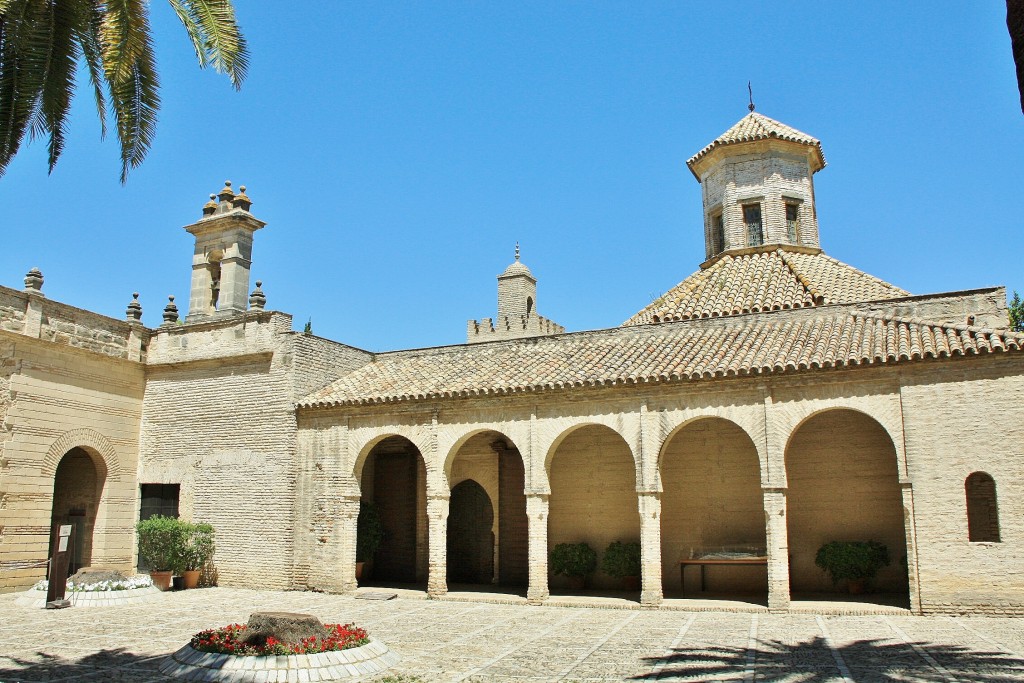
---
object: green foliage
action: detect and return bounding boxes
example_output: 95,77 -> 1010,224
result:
0,0 -> 248,182
549,542 -> 597,578
356,501 -> 384,562
180,522 -> 216,571
136,515 -> 188,571
814,540 -> 890,585
600,541 -> 641,578
1009,291 -> 1024,333
136,516 -> 216,573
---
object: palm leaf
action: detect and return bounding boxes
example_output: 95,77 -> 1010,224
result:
100,0 -> 159,182
171,0 -> 247,89
0,0 -> 51,177
34,0 -> 82,172
74,0 -> 107,140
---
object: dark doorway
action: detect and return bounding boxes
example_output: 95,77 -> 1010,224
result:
49,448 -> 102,575
363,437 -> 426,584
447,479 -> 494,584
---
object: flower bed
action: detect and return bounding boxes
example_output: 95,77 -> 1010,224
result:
33,575 -> 154,592
190,623 -> 369,656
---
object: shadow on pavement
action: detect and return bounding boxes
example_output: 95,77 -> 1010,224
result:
0,648 -> 171,682
632,636 -> 1024,682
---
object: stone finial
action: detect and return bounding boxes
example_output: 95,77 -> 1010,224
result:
248,280 -> 266,310
126,292 -> 143,322
217,180 -> 235,203
162,295 -> 179,325
515,242 -> 520,261
202,193 -> 217,216
233,184 -> 252,212
24,267 -> 43,293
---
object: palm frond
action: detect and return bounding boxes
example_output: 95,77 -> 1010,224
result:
74,0 -> 107,140
101,0 -> 159,182
35,0 -> 83,172
174,0 -> 247,89
0,0 -> 51,177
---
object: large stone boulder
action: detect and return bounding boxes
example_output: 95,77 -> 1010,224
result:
244,612 -> 328,646
68,567 -> 127,587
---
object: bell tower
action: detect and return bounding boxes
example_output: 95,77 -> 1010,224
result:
183,181 -> 266,321
687,111 -> 826,263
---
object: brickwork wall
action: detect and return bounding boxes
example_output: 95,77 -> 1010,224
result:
900,357 -> 1024,613
701,142 -> 820,257
785,409 -> 908,594
660,418 -> 765,594
498,449 -> 528,586
0,328 -> 143,593
548,425 -> 640,590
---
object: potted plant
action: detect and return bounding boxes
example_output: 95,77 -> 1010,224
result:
136,515 -> 187,591
602,541 -> 642,591
179,522 -> 215,589
356,501 -> 384,581
550,542 -> 597,590
814,540 -> 891,594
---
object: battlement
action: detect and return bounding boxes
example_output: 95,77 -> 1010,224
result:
467,312 -> 565,344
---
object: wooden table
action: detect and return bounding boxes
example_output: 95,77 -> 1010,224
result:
680,556 -> 768,595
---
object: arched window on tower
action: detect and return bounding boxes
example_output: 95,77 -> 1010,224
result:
965,472 -> 1000,542
526,296 -> 534,316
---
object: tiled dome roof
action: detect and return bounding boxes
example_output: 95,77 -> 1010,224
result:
687,112 -> 826,176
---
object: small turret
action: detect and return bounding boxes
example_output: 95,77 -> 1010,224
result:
467,244 -> 565,343
688,112 -> 825,264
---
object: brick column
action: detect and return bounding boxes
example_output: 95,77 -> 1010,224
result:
339,494 -> 360,593
763,487 -> 790,612
427,495 -> 449,597
901,482 -> 923,614
526,493 -> 549,604
638,491 -> 663,606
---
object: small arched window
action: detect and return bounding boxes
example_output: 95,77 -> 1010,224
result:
965,472 -> 1000,542
526,297 -> 534,316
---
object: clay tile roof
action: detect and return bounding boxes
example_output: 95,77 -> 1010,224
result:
298,310 -> 1024,408
687,112 -> 826,173
622,249 -> 910,327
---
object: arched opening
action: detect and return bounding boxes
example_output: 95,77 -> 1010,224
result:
526,297 -> 534,316
446,431 -> 528,590
660,417 -> 766,600
447,480 -> 494,584
49,448 -> 105,575
548,424 -> 639,592
359,436 -> 427,585
965,472 -> 1000,542
785,410 -> 909,602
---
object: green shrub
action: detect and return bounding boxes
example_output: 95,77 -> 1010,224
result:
180,522 -> 216,571
814,540 -> 890,585
356,501 -> 385,562
136,516 -> 188,572
549,542 -> 597,578
601,541 -> 641,578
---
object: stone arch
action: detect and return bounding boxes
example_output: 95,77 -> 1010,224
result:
543,420 -> 638,478
655,413 -> 767,488
357,434 -> 429,584
784,407 -> 908,599
42,428 -> 122,482
547,422 -> 640,592
352,429 -> 432,487
444,428 -> 529,588
442,428 -> 526,486
658,416 -> 766,596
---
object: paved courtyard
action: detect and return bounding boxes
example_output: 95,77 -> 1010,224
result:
1,587 -> 1023,682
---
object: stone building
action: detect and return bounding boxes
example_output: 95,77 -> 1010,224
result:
1,113 -> 1022,615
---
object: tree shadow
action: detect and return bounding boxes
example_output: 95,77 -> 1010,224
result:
632,636 -> 1024,682
0,647 -> 173,682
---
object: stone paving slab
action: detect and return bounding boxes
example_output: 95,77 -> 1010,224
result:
0,587 -> 1023,682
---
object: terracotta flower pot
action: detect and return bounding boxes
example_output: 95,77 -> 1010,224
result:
848,579 -> 866,595
621,575 -> 641,591
567,575 -> 585,591
355,562 -> 365,581
182,570 -> 201,589
150,570 -> 173,591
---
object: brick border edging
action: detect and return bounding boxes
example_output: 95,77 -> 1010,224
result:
13,585 -> 163,608
158,638 -> 399,681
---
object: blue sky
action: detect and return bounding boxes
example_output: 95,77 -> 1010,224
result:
1,2 -> 1021,351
